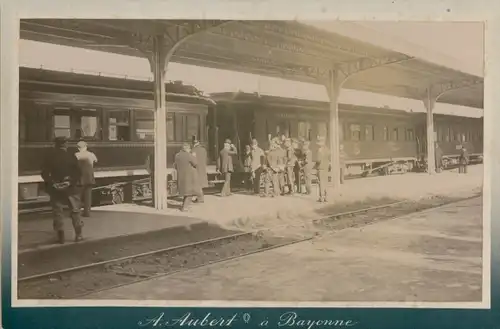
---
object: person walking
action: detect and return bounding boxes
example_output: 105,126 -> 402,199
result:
75,140 -> 97,217
216,139 -> 238,197
41,137 -> 83,244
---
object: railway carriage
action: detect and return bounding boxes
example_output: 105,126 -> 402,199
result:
211,92 -> 483,177
18,67 -> 215,208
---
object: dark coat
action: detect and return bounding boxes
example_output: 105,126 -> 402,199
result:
41,148 -> 81,194
217,147 -> 237,173
174,150 -> 198,197
459,148 -> 469,165
192,144 -> 209,188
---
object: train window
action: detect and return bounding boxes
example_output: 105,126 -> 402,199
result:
446,128 -> 451,142
53,115 -> 71,138
364,125 -> 374,141
383,126 -> 389,141
298,121 -> 312,141
349,124 -> 361,141
405,128 -> 414,141
186,114 -> 200,141
76,115 -> 100,140
135,111 -> 154,141
392,128 -> 399,141
108,110 -> 131,141
339,124 -> 345,141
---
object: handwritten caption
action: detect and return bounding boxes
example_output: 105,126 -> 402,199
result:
138,311 -> 358,329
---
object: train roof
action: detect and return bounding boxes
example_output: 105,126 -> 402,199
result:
19,66 -> 215,106
211,91 -> 483,121
211,91 -> 417,117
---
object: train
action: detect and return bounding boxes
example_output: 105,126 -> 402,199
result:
18,67 -> 483,209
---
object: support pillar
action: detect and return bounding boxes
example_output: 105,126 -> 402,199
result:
325,69 -> 345,190
149,36 -> 174,210
423,88 -> 436,175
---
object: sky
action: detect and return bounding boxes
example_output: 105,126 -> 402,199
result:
18,21 -> 484,118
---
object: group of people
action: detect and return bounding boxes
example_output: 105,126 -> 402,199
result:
241,135 -> 333,202
41,137 -> 98,244
166,134 -> 335,212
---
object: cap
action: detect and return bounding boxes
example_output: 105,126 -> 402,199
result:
77,140 -> 87,148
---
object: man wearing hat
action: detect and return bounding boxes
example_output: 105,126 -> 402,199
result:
192,137 -> 208,203
41,137 -> 83,244
174,143 -> 199,211
263,138 -> 282,197
216,138 -> 238,197
75,140 -> 98,217
283,138 -> 297,195
315,138 -> 331,203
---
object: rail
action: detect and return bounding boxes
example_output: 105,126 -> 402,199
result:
17,195 -> 479,299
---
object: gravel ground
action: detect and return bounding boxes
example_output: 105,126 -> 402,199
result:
18,233 -> 293,299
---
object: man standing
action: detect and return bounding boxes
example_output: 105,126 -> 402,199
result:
250,138 -> 265,195
276,139 -> 287,195
174,143 -> 198,212
75,141 -> 98,217
217,139 -> 238,197
284,138 -> 297,195
263,138 -> 282,198
301,141 -> 314,195
315,139 -> 330,203
192,138 -> 208,203
41,137 -> 83,244
459,144 -> 469,174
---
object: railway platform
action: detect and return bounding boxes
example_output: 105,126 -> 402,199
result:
85,196 -> 483,303
18,164 -> 483,253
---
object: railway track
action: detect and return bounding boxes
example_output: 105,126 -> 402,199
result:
17,193 -> 480,299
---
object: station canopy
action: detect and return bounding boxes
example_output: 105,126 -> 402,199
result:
20,19 -> 484,109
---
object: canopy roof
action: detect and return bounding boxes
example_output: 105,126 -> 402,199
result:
20,19 -> 484,109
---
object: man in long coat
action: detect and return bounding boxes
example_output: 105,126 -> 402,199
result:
217,138 -> 238,197
192,138 -> 208,203
174,143 -> 199,211
315,139 -> 331,203
459,144 -> 469,174
41,137 -> 83,244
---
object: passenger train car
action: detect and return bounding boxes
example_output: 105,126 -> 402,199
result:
18,67 -> 216,208
18,68 -> 483,209
211,92 -> 483,176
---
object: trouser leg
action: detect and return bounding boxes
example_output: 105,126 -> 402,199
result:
81,185 -> 92,216
318,170 -> 328,200
272,172 -> 280,197
286,167 -> 295,193
68,188 -> 83,241
181,196 -> 192,210
253,168 -> 262,194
